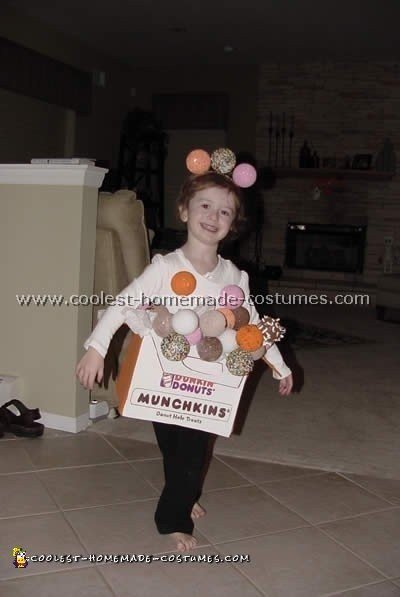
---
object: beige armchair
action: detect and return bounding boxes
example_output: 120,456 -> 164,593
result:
91,189 -> 152,406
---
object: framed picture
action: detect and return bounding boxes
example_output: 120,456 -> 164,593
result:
351,154 -> 372,170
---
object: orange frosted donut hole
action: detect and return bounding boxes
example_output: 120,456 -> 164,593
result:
171,271 -> 197,296
186,149 -> 211,175
217,307 -> 235,329
236,324 -> 264,352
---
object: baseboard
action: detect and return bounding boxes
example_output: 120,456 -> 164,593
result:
39,410 -> 90,433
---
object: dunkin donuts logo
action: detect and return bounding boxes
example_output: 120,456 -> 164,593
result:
160,373 -> 215,396
160,373 -> 174,388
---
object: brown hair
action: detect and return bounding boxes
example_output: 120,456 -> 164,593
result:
177,172 -> 246,238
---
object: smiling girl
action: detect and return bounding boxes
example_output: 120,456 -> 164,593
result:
76,170 -> 293,552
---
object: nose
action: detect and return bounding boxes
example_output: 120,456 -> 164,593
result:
206,208 -> 218,221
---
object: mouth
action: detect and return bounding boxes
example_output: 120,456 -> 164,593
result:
200,223 -> 218,233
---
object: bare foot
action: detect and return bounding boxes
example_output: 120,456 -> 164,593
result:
170,532 -> 197,552
191,502 -> 206,519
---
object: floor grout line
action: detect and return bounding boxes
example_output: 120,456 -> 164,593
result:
3,467 -> 398,581
313,504 -> 400,526
250,475 -> 400,580
338,471 -> 400,506
88,564 -> 118,597
314,524 -> 393,581
0,563 -> 97,583
253,473 -> 400,526
319,578 -> 400,596
3,431 -> 400,593
209,523 -> 312,547
60,494 -> 159,513
0,460 -> 128,474
214,453 -> 329,484
201,475 -> 399,586
207,550 -> 270,597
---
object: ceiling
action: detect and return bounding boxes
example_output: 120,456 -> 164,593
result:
3,0 -> 400,67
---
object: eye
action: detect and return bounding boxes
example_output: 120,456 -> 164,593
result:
201,203 -> 209,209
221,209 -> 231,217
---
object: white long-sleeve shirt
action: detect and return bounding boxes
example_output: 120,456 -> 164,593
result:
85,248 -> 291,380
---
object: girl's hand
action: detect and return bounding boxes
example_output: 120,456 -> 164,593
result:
76,347 -> 104,390
279,373 -> 293,396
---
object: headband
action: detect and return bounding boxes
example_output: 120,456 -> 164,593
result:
185,147 -> 257,188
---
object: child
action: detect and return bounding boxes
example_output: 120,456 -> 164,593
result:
76,168 -> 293,553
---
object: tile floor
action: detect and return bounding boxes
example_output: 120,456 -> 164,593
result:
1,428 -> 400,596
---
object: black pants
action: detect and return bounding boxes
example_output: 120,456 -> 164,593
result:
152,421 -> 211,535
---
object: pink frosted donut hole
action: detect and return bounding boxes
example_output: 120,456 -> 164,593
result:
185,327 -> 203,345
219,284 -> 245,310
232,163 -> 257,188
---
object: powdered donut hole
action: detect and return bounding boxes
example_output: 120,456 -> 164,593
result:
199,310 -> 226,337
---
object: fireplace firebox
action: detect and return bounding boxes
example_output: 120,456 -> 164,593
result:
285,223 -> 367,273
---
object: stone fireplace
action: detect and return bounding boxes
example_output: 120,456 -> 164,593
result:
239,172 -> 399,303
254,61 -> 400,297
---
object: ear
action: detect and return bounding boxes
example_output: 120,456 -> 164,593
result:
179,205 -> 188,223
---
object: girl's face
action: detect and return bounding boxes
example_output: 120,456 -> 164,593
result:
179,186 -> 236,247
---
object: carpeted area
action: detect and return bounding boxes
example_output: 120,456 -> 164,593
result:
282,319 -> 373,350
90,305 -> 400,480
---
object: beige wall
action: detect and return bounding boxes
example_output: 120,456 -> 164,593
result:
0,177 -> 100,424
0,7 -> 258,167
131,65 -> 259,156
0,87 -> 66,162
0,7 -> 136,165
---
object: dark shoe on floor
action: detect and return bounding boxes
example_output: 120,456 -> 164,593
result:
2,398 -> 41,421
0,399 -> 44,437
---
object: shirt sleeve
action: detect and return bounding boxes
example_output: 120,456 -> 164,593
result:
239,269 -> 291,380
263,344 -> 292,380
84,254 -> 164,358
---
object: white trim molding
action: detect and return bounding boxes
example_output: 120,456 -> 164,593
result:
39,410 -> 90,433
0,164 -> 108,188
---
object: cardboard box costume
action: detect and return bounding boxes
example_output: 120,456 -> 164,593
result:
116,331 -> 249,437
85,250 -> 290,437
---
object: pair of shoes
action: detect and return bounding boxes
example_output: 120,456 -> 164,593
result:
0,399 -> 44,437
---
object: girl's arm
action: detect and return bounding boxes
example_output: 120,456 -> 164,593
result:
262,343 -> 292,379
84,255 -> 164,357
76,255 -> 164,389
76,347 -> 104,390
239,270 -> 292,383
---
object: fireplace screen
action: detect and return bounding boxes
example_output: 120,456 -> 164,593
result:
285,223 -> 366,273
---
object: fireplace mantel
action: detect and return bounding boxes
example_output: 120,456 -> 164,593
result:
250,164 -> 396,287
259,166 -> 395,181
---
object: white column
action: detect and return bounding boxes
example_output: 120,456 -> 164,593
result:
0,165 -> 107,432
